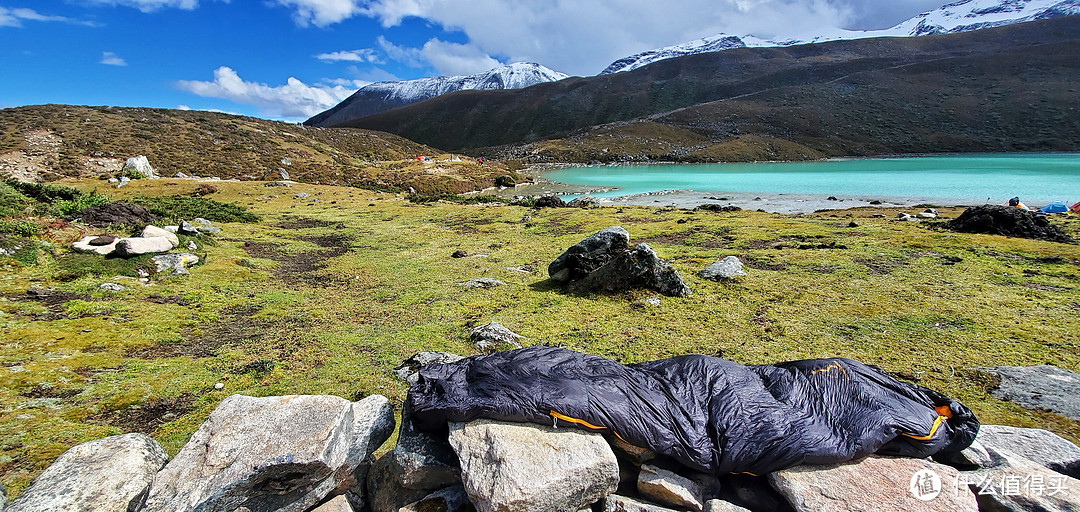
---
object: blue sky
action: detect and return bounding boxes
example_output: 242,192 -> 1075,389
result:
1,0 -> 947,121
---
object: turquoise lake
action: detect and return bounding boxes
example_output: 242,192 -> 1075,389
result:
542,154 -> 1080,207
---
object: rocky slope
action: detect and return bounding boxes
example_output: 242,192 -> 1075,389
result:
305,63 -> 568,127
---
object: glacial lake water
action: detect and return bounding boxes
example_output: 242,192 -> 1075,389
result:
540,154 -> 1080,212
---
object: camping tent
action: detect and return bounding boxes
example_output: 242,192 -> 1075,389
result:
408,346 -> 979,476
1040,201 -> 1069,214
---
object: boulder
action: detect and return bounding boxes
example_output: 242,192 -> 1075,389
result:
974,425 -> 1080,478
72,235 -> 118,256
699,256 -> 747,281
141,394 -> 394,512
366,453 -> 431,512
141,225 -> 179,248
460,278 -> 505,289
122,155 -> 157,179
178,220 -> 200,236
448,419 -> 619,512
961,446 -> 1080,512
933,439 -> 995,471
392,407 -> 461,491
151,253 -> 200,275
637,464 -> 704,511
567,243 -> 691,297
392,352 -> 464,385
769,456 -> 977,512
548,226 -> 630,282
311,495 -> 354,512
980,365 -> 1080,421
534,195 -> 567,208
99,282 -> 126,292
399,485 -> 473,512
602,494 -> 681,511
114,237 -> 175,257
116,176 -> 130,188
568,196 -> 598,208
469,322 -> 524,353
7,433 -> 168,512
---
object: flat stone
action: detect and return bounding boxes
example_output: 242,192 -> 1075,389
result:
468,322 -> 523,353
151,253 -> 200,275
981,365 -> 1080,421
114,236 -> 175,257
698,256 -> 747,281
962,446 -> 1080,512
975,425 -> 1080,478
704,499 -> 752,512
399,485 -> 472,512
637,464 -> 705,511
448,419 -> 619,512
88,235 -> 115,246
99,282 -> 126,292
769,455 -> 977,512
142,394 -> 393,512
7,433 -> 168,512
72,235 -> 118,256
459,278 -> 505,289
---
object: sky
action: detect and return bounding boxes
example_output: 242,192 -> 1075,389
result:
1,0 -> 950,122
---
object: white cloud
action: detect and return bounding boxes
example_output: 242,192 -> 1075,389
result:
419,39 -> 501,76
84,0 -> 199,12
176,66 -> 354,119
336,0 -> 962,76
376,36 -> 425,67
316,48 -> 381,63
274,0 -> 364,27
100,51 -> 127,66
0,7 -> 99,27
177,104 -> 191,110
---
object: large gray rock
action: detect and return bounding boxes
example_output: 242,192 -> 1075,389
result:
391,352 -> 464,385
769,456 -> 977,512
975,425 -> 1080,478
448,419 -> 619,512
602,494 -> 681,511
548,226 -> 630,282
698,256 -> 747,281
142,394 -> 394,512
151,253 -> 200,275
366,453 -> 431,512
962,446 -> 1080,512
114,236 -> 175,257
399,485 -> 473,512
637,464 -> 704,511
392,407 -> 461,490
704,499 -> 751,512
981,365 -> 1080,421
469,322 -> 523,353
141,225 -> 179,248
122,155 -> 157,179
567,243 -> 691,297
7,433 -> 168,512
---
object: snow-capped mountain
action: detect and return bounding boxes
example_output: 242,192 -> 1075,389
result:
600,0 -> 1080,74
306,62 -> 568,127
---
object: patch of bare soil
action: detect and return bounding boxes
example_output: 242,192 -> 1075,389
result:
853,256 -> 907,275
75,202 -> 158,227
87,393 -> 195,434
743,256 -> 788,271
241,231 -> 352,286
126,304 -> 260,359
8,288 -> 88,320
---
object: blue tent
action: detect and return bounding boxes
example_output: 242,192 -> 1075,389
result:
1040,201 -> 1069,214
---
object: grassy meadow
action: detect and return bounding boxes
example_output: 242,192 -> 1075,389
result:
1,177 -> 1079,496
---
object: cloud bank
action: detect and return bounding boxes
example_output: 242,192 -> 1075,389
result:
176,66 -> 355,119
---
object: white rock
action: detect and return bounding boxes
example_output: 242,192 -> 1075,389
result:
141,394 -> 394,512
7,433 -> 168,512
448,419 -> 619,512
704,499 -> 752,512
122,155 -> 157,179
72,236 -> 118,256
468,322 -> 523,352
114,237 -> 175,257
698,256 -> 747,281
99,283 -> 126,292
141,225 -> 179,248
638,464 -> 705,511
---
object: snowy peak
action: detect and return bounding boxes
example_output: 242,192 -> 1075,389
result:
306,62 -> 567,126
891,0 -> 1080,36
600,0 -> 1080,74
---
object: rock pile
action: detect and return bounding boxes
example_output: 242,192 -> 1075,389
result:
9,387 -> 1080,512
548,226 -> 691,297
70,219 -> 220,275
947,205 -> 1072,243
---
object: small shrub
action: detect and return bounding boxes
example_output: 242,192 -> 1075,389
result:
54,190 -> 110,217
53,252 -> 155,280
0,183 -> 30,217
407,193 -> 506,205
6,181 -> 82,203
130,195 -> 260,224
0,220 -> 40,237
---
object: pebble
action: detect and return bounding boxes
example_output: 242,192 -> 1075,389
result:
214,383 -> 224,390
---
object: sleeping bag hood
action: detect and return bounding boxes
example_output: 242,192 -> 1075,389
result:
407,346 -> 979,476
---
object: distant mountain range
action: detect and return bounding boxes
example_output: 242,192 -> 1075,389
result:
306,63 -> 566,126
337,14 -> 1080,162
601,0 -> 1080,74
